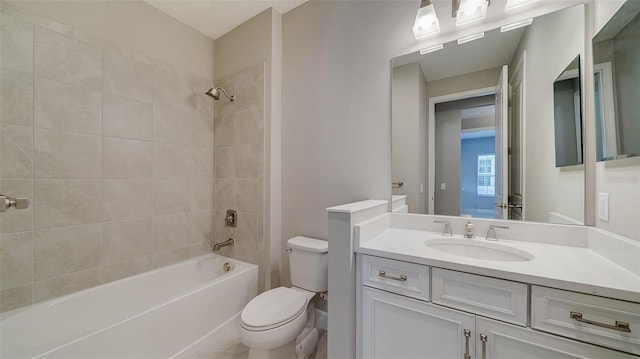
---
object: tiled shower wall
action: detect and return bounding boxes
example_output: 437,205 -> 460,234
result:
0,8 -> 216,312
212,63 -> 266,292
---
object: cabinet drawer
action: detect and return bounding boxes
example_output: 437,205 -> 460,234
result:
360,255 -> 429,301
432,268 -> 528,326
531,286 -> 640,355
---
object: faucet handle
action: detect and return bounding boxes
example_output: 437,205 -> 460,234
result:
485,225 -> 509,241
434,220 -> 453,236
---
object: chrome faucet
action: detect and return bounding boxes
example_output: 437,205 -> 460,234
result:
485,225 -> 509,241
434,220 -> 453,236
213,238 -> 235,251
464,221 -> 475,239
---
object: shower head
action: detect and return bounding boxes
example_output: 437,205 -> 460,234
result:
205,87 -> 235,102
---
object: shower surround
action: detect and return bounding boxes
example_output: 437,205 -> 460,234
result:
0,5 -> 221,312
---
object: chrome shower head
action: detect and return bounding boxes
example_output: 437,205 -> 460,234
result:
205,87 -> 235,102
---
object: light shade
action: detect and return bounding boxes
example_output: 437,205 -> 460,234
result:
505,0 -> 538,11
500,18 -> 533,32
457,32 -> 485,44
420,44 -> 444,54
456,0 -> 489,26
413,1 -> 441,39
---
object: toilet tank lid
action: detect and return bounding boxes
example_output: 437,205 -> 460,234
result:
288,236 -> 328,253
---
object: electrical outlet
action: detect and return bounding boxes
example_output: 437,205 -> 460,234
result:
598,193 -> 609,222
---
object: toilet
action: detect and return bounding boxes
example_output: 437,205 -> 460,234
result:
240,236 -> 328,359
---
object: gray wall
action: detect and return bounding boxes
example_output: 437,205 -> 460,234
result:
434,108 -> 461,216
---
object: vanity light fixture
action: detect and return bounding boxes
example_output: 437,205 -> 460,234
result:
413,0 -> 441,39
500,17 -> 533,32
455,0 -> 489,26
457,31 -> 485,44
505,0 -> 538,11
420,43 -> 444,54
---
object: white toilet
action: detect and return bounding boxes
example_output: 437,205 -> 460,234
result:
240,236 -> 328,359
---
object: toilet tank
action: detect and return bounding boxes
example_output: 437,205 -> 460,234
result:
288,236 -> 328,292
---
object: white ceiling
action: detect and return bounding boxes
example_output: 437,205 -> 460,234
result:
145,0 -> 307,40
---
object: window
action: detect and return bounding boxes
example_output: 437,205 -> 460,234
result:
477,154 -> 495,196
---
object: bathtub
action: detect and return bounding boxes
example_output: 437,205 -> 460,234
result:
1,254 -> 258,358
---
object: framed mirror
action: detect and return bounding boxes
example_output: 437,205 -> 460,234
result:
553,56 -> 583,167
593,0 -> 640,162
391,4 -> 585,225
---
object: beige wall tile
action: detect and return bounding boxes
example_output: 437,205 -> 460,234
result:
190,211 -> 213,244
102,218 -> 152,265
153,179 -> 191,216
235,107 -> 264,145
213,210 -> 233,243
102,256 -> 152,283
0,284 -> 32,312
236,178 -> 263,214
214,108 -> 234,148
214,179 -> 236,211
102,93 -> 152,141
217,245 -> 262,271
152,247 -> 189,269
152,102 -> 191,145
235,63 -> 264,111
191,146 -> 214,179
189,241 -> 212,258
0,124 -> 33,179
234,212 -> 261,250
33,179 -> 102,230
0,14 -> 33,74
0,69 -> 33,126
236,144 -> 263,179
215,146 -> 235,179
192,114 -> 214,149
153,142 -> 191,179
33,267 -> 102,303
0,179 -> 33,234
103,137 -> 152,179
34,128 -> 101,178
153,213 -> 190,252
103,180 -> 153,221
33,224 -> 102,280
103,48 -> 153,103
192,179 -> 214,211
0,232 -> 33,289
34,27 -> 101,90
34,77 -> 101,135
153,67 -> 194,114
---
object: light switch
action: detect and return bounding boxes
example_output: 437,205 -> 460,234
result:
598,193 -> 609,222
419,183 -> 424,194
440,183 -> 446,190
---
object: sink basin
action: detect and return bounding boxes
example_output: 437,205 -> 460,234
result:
424,238 -> 534,262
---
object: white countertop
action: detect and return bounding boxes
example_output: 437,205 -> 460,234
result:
356,227 -> 640,303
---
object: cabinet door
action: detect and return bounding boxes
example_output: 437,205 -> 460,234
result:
476,317 -> 637,359
362,287 -> 475,359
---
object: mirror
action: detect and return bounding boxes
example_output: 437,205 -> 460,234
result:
553,56 -> 583,167
392,5 -> 585,225
593,1 -> 640,162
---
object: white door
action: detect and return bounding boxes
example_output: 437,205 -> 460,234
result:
494,65 -> 509,219
362,287 -> 475,359
509,57 -> 525,221
476,317 -> 637,359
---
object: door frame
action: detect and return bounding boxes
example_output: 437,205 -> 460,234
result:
509,52 -> 526,220
428,86 -> 496,214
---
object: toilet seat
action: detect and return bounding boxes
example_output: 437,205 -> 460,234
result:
241,287 -> 309,331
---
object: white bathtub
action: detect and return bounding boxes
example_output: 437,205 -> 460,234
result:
1,254 -> 258,358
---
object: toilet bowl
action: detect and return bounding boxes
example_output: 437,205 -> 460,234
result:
239,237 -> 328,359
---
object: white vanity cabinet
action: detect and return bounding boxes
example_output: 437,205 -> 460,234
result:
358,254 -> 639,359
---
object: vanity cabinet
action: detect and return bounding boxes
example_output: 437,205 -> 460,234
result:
358,254 -> 638,359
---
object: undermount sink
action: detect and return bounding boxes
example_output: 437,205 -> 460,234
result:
424,238 -> 534,262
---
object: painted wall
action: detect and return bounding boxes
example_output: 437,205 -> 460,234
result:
434,107 -> 461,216
461,137 -> 496,216
511,5 -> 585,224
392,62 -> 427,214
0,4 -> 215,312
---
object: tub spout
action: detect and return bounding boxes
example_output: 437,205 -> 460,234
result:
213,238 -> 235,251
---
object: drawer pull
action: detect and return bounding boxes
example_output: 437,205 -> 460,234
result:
463,329 -> 471,359
378,270 -> 407,282
480,334 -> 487,359
570,311 -> 631,333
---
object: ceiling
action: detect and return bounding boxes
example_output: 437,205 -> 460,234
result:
145,0 -> 307,40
